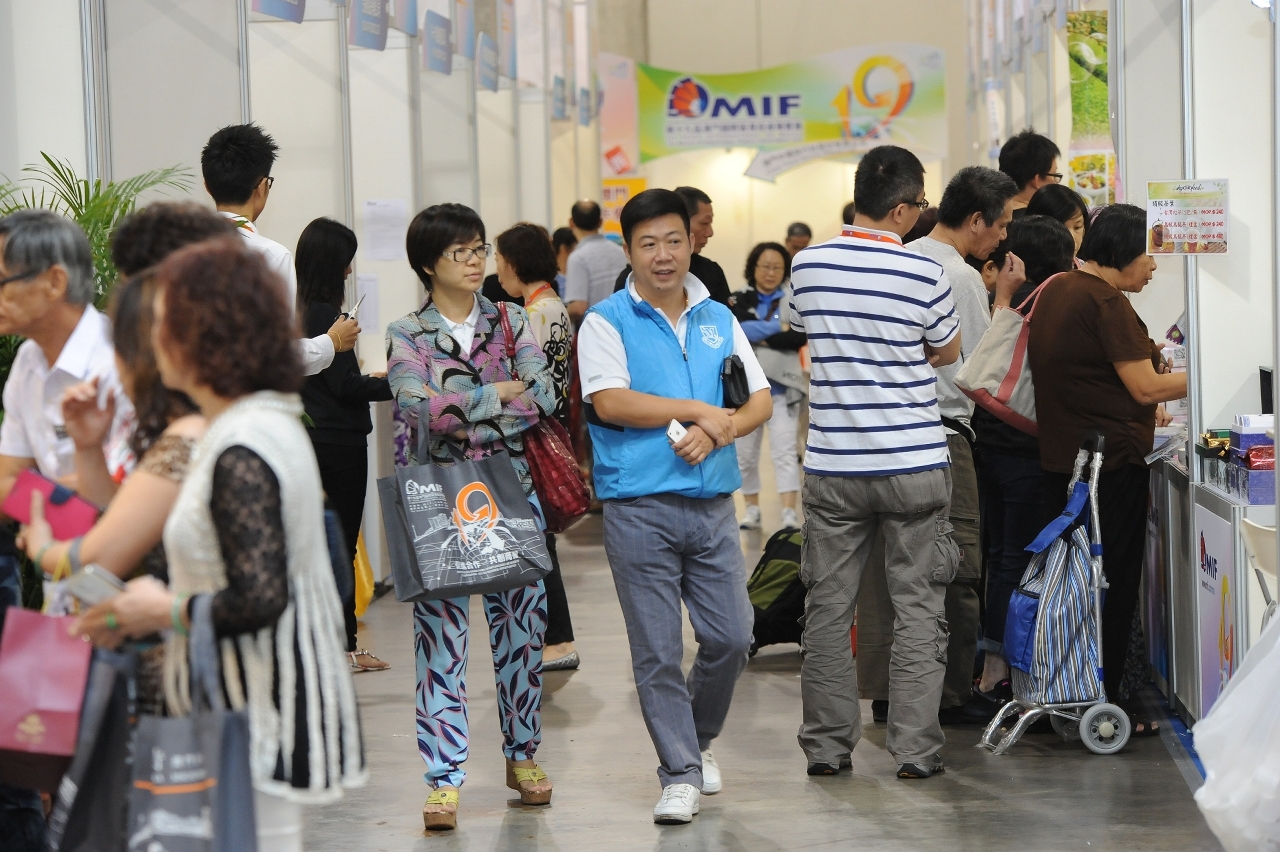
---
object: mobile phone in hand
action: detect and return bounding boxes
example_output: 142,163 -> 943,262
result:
64,564 -> 127,607
666,419 -> 688,444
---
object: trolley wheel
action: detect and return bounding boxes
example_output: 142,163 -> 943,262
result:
1079,703 -> 1131,755
1050,715 -> 1079,742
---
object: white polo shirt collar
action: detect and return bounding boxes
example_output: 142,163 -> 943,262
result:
624,271 -> 711,342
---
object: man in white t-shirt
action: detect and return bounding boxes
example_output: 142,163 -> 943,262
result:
201,124 -> 359,375
577,189 -> 771,825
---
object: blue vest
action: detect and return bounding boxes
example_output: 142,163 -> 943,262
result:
587,289 -> 742,501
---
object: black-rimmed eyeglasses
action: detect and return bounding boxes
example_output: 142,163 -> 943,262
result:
1043,173 -> 1064,183
442,244 -> 492,263
903,198 -> 930,210
0,267 -> 45,288
262,175 -> 276,190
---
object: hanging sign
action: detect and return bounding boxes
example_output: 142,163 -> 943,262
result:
424,10 -> 452,73
1147,180 -> 1229,255
389,0 -> 418,35
616,44 -> 946,182
454,0 -> 475,59
477,32 -> 499,91
252,0 -> 305,22
350,0 -> 390,50
600,53 -> 639,174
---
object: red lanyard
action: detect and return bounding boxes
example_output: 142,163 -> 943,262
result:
526,283 -> 553,304
840,225 -> 902,245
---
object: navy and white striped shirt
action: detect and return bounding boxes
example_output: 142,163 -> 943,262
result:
789,225 -> 959,477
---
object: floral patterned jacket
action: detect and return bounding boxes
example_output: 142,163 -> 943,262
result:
386,295 -> 555,497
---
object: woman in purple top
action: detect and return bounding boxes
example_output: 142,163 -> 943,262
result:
386,203 -> 557,831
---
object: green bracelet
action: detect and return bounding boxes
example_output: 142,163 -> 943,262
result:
171,594 -> 190,637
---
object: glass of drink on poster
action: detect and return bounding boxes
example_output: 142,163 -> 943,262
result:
1146,180 -> 1229,256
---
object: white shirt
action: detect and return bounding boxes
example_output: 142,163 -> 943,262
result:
563,233 -> 629,308
577,273 -> 769,402
911,236 -> 992,430
0,305 -> 135,478
440,297 -> 482,356
221,213 -> 335,376
789,225 -> 959,477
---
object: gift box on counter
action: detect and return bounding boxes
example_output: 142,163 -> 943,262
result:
1205,455 -> 1230,493
1228,461 -> 1276,505
1229,430 -> 1273,455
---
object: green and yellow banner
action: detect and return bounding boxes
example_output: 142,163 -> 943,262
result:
601,45 -> 947,181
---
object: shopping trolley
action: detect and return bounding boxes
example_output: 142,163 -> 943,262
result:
979,434 -> 1133,756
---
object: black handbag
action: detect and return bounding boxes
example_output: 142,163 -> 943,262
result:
722,355 -> 751,408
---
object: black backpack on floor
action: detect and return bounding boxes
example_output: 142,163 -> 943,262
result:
746,527 -> 805,655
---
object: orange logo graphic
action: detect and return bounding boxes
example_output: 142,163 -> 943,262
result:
16,713 -> 45,745
453,481 -> 500,544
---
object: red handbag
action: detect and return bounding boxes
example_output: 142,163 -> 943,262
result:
498,303 -> 591,534
0,608 -> 93,791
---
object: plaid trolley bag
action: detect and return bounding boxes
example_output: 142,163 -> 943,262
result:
981,436 -> 1132,756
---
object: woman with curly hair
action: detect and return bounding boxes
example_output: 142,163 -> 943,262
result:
73,238 -> 365,849
388,204 -> 557,830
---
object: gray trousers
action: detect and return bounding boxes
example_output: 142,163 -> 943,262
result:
798,469 -> 955,767
857,434 -> 983,709
603,493 -> 754,788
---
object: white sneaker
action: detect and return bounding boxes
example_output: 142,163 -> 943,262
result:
700,749 -> 722,795
653,783 -> 700,824
780,507 -> 800,529
739,505 -> 762,530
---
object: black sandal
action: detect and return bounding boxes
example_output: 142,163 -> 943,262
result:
1123,709 -> 1161,737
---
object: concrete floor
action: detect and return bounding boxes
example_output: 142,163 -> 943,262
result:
306,494 -> 1221,852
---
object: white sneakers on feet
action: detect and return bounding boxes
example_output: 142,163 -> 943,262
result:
653,783 -> 700,824
780,507 -> 800,529
700,749 -> 721,794
739,505 -> 762,530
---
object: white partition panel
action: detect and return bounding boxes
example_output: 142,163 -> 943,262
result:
421,58 -> 478,208
477,84 -> 519,236
350,29 -> 418,354
248,3 -> 347,258
104,1 -> 242,191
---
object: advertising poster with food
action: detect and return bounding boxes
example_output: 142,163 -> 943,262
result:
1066,11 -> 1117,205
1146,180 -> 1228,255
599,45 -> 946,181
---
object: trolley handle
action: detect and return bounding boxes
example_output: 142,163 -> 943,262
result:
1082,431 -> 1106,456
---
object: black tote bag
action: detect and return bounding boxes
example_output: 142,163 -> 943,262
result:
126,597 -> 257,852
378,415 -> 552,602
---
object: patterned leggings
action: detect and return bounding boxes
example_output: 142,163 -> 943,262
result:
413,580 -> 547,789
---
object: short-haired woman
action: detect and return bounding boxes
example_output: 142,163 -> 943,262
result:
1028,203 -> 1186,737
972,215 -> 1076,700
73,239 -> 365,849
389,203 -> 557,830
496,222 -> 580,671
728,241 -> 805,530
1026,183 -> 1091,251
295,217 -> 393,673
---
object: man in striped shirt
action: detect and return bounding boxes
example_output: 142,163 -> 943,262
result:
790,145 -> 961,780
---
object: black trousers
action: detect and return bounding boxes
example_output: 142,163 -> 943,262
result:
312,441 -> 368,653
544,533 -> 575,646
1042,463 -> 1148,702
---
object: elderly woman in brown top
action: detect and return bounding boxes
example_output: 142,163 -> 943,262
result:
1028,203 -> 1187,737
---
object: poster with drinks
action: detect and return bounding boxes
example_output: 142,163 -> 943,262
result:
1147,180 -> 1229,255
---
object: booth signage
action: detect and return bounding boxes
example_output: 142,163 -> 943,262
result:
1194,504 -> 1237,716
603,45 -> 946,181
552,77 -> 568,120
498,0 -> 516,79
601,178 -> 646,242
253,0 -> 306,23
350,0 -> 390,50
1146,180 -> 1229,255
424,11 -> 452,74
477,32 -> 499,91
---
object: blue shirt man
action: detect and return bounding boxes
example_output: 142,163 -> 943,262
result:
576,189 -> 771,825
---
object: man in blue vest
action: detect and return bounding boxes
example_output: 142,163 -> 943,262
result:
577,189 -> 772,825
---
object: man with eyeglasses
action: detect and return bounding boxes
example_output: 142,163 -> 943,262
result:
789,145 -> 961,781
998,129 -> 1064,214
0,210 -> 135,848
855,166 -> 1025,734
201,124 -> 359,375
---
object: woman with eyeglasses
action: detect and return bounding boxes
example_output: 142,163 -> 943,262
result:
727,241 -> 806,531
386,203 -> 557,831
